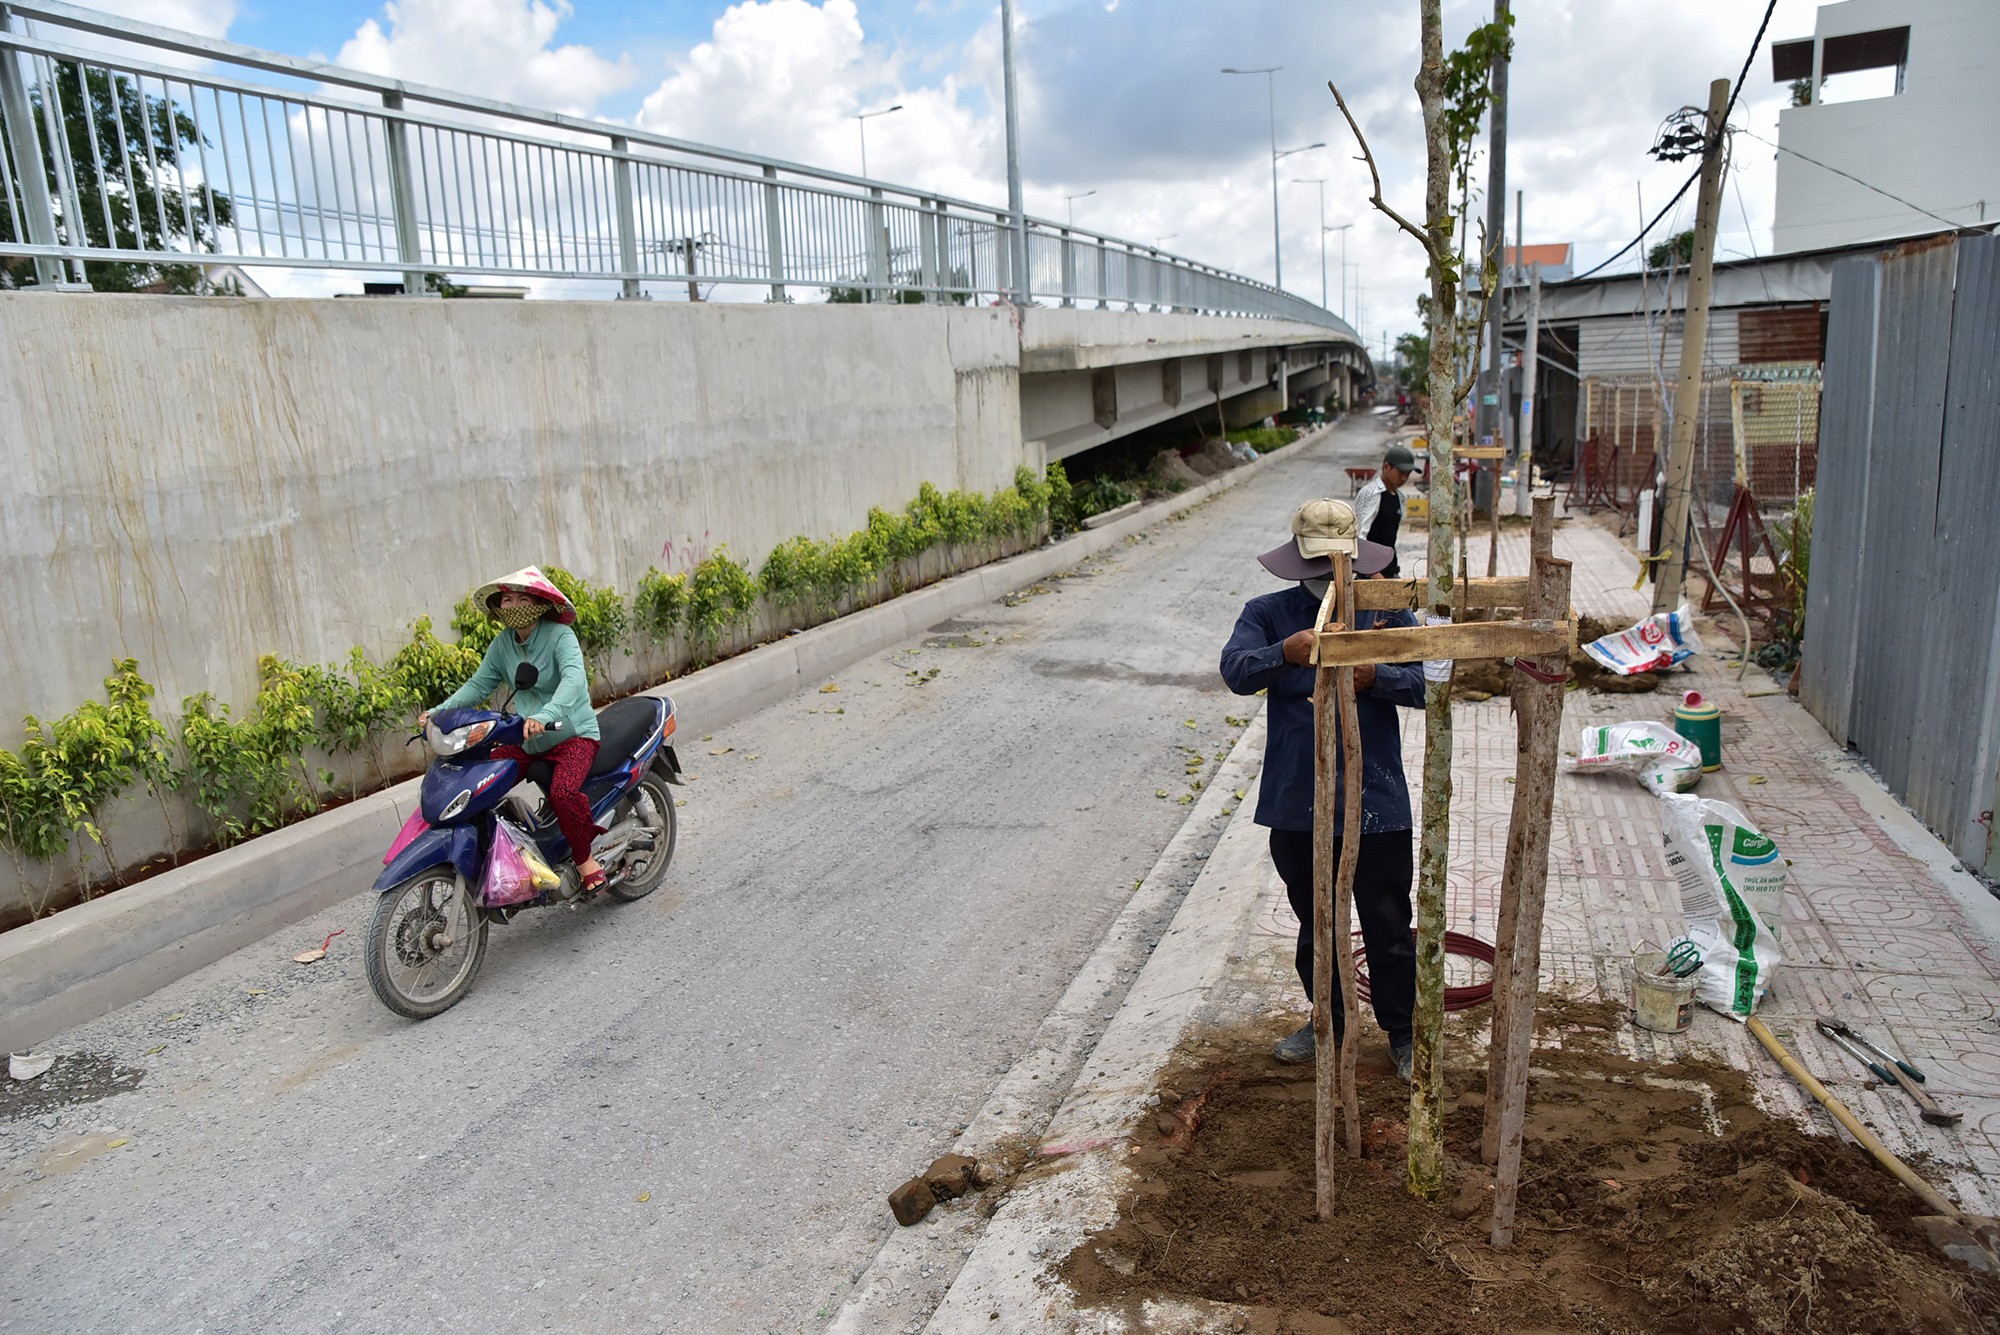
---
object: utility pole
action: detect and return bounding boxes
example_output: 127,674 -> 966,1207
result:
1652,77 -> 1731,614
1515,263 -> 1540,516
1000,0 -> 1027,304
1477,0 -> 1510,484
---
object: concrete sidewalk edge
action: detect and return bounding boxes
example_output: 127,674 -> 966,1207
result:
826,706 -> 1271,1334
0,421 -> 1344,1057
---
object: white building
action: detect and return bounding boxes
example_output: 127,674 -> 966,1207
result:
1770,0 -> 2000,253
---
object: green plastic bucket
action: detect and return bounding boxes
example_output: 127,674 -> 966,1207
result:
1674,690 -> 1722,772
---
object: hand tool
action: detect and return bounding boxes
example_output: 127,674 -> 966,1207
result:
1816,1019 -> 1897,1085
1748,1017 -> 1997,1273
1818,1018 -> 1960,1127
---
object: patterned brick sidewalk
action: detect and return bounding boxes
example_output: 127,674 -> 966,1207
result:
1244,512 -> 2000,1214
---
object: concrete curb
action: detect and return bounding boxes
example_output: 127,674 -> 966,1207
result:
0,423 -> 1333,1056
826,709 -> 1271,1334
919,729 -> 1283,1333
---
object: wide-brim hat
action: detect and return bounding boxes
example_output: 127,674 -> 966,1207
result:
1257,536 -> 1396,581
473,565 -> 577,626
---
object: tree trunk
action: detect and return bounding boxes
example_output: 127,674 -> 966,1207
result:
1408,0 -> 1458,1203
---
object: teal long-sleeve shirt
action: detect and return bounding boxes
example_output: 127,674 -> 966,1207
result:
437,620 -> 600,754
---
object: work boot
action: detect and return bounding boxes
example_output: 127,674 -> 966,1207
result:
1273,1024 -> 1315,1064
1392,1041 -> 1413,1083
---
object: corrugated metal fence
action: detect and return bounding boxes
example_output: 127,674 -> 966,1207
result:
1800,232 -> 2000,872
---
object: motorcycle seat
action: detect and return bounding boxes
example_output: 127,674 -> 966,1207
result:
520,696 -> 659,791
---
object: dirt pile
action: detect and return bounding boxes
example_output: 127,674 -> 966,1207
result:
1063,1022 -> 2000,1333
1148,448 -> 1206,490
1454,613 -> 1661,700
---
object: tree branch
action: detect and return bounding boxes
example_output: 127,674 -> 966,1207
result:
1327,79 -> 1436,261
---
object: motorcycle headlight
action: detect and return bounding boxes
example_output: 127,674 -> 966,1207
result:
427,720 -> 495,755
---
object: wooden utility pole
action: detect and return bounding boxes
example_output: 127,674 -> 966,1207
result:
1651,78 -> 1730,613
1515,264 -> 1541,517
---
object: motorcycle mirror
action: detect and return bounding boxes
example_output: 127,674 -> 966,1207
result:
513,663 -> 539,691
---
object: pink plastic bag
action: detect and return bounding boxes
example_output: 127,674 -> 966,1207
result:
478,822 -> 538,907
384,809 -> 429,865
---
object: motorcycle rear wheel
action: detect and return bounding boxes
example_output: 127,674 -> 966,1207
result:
607,773 -> 677,902
365,867 -> 489,1019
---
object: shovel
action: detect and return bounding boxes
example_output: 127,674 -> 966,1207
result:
1747,1017 -> 2000,1274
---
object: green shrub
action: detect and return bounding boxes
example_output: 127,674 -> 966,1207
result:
635,567 -> 689,641
451,593 -> 500,655
1073,475 -> 1137,518
305,648 -> 413,761
1226,426 -> 1299,454
545,566 -> 629,665
687,547 -> 759,649
390,615 -> 483,709
179,655 -> 321,846
1046,460 -> 1081,532
760,534 -> 828,609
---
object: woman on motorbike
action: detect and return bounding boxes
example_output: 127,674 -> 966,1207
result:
420,567 -> 608,891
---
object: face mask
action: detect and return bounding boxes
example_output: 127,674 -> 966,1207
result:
495,601 -> 546,632
1302,577 -> 1331,600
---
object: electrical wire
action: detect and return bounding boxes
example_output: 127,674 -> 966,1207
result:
1570,0 -> 1780,282
1729,123 -> 1974,236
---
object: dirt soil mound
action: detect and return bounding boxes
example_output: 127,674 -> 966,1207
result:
1149,448 -> 1206,490
1063,1019 -> 2000,1334
1455,612 -> 1662,700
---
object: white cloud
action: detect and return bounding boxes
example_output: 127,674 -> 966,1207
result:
81,0 -> 237,37
634,0 -> 991,197
334,0 -> 635,116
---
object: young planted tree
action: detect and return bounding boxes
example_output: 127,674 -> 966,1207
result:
1329,0 -> 1512,1200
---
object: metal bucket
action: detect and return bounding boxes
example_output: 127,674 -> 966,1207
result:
1631,950 -> 1698,1034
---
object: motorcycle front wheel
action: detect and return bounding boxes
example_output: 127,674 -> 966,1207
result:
364,866 -> 489,1019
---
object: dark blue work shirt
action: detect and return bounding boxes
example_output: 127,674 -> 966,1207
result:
1219,585 -> 1426,835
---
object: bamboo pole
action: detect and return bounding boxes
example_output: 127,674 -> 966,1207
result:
1335,556 -> 1364,1161
1481,498 -> 1556,1166
1312,574 -> 1341,1217
1486,496 -> 1571,1248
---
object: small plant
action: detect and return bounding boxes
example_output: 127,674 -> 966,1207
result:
759,534 -> 829,609
1772,488 -> 1814,647
305,648 -> 413,790
634,567 -> 690,642
1226,426 -> 1300,454
451,593 -> 500,655
1073,475 -> 1137,518
686,547 -> 759,651
1045,460 -> 1081,532
545,566 -> 629,668
390,615 -> 483,709
178,656 -> 320,846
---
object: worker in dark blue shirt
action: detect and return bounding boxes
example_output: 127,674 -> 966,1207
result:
1220,498 -> 1425,1080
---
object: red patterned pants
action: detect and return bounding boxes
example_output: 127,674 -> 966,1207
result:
494,737 -> 601,862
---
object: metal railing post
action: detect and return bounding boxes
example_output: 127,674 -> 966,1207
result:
381,91 -> 426,293
1096,236 -> 1109,309
918,196 -> 939,303
1059,228 -> 1074,308
866,186 -> 888,302
0,13 -> 61,286
994,211 -> 1012,301
762,164 -> 786,302
611,135 -> 641,300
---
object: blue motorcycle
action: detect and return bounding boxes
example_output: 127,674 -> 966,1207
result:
365,665 -> 684,1018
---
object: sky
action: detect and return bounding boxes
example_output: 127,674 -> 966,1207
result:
78,0 -> 1826,347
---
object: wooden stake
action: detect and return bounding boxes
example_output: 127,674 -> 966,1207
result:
1335,555 -> 1364,1162
1482,500 -> 1557,1166
1486,497 -> 1571,1248
1312,575 -> 1341,1218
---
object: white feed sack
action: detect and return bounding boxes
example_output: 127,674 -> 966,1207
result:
1661,793 -> 1787,1018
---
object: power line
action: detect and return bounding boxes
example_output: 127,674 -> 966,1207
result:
1730,123 -> 1974,236
1569,0 -> 1779,281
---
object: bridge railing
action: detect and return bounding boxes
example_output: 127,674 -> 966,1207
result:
0,1 -> 1352,333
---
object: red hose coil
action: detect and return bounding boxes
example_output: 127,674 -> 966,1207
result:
1353,930 -> 1497,1011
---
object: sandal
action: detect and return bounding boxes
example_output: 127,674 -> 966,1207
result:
580,866 -> 608,894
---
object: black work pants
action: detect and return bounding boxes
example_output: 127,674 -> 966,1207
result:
1269,827 -> 1416,1047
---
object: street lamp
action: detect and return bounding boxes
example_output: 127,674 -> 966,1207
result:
854,103 -> 902,178
1293,177 -> 1329,309
1220,65 -> 1284,290
1064,189 -> 1097,227
1326,222 -> 1353,322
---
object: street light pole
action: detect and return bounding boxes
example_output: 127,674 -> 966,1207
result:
1000,0 -> 1027,304
1327,220 -> 1353,321
854,103 -> 903,178
1222,66 -> 1282,289
1294,177 -> 1327,307
1064,189 -> 1096,227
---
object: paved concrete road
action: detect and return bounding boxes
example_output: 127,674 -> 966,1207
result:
0,414 -> 1395,1335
